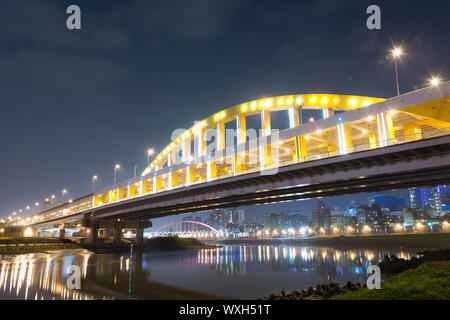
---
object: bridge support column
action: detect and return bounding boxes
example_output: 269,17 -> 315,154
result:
131,219 -> 151,246
136,226 -> 144,246
83,219 -> 99,245
59,224 -> 65,239
114,221 -> 124,245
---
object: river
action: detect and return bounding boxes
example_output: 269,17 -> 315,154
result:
0,244 -> 417,299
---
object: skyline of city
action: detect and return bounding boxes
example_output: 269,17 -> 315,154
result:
148,185 -> 449,231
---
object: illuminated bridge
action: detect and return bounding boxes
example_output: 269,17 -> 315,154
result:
5,82 -> 450,244
146,220 -> 227,239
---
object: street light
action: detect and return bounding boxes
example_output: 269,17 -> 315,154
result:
147,148 -> 154,166
114,164 -> 120,185
92,175 -> 98,194
430,76 -> 441,87
62,189 -> 67,201
391,47 -> 403,96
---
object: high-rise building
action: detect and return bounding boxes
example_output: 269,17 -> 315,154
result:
356,204 -> 392,228
402,207 -> 438,226
343,200 -> 360,217
206,208 -> 245,230
312,201 -> 331,230
409,185 -> 450,216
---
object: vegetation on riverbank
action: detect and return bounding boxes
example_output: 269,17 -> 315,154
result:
332,261 -> 450,300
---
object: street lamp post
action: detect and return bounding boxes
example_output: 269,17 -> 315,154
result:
62,189 -> 67,202
114,164 -> 120,186
92,175 -> 98,194
392,47 -> 402,96
147,148 -> 154,166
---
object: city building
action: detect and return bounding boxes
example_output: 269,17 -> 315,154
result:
356,203 -> 393,228
206,208 -> 245,231
409,185 -> 450,216
262,212 -> 310,230
312,201 -> 331,230
343,200 -> 361,217
402,207 -> 440,226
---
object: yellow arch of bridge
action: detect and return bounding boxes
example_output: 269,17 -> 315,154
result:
142,93 -> 386,175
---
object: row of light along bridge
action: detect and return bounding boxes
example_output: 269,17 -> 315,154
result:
4,82 -> 450,245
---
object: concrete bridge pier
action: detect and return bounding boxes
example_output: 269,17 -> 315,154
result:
58,223 -> 65,239
136,225 -> 144,245
114,220 -> 124,245
89,223 -> 99,245
130,218 -> 152,246
83,219 -> 99,245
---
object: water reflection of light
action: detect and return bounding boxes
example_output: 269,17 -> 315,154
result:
0,252 -> 96,300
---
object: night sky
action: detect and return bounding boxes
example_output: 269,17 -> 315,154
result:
0,0 -> 448,227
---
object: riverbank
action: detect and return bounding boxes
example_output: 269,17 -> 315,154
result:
0,237 -> 81,254
297,233 -> 450,250
80,236 -> 219,253
264,249 -> 450,300
220,233 -> 450,250
0,236 -> 217,255
332,261 -> 450,300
